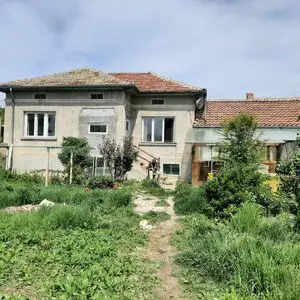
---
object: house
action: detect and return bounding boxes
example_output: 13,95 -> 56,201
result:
187,93 -> 300,185
0,68 -> 206,183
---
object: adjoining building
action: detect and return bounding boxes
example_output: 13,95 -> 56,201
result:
187,93 -> 300,185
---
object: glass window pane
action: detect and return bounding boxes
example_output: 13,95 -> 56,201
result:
27,114 -> 34,136
154,118 -> 163,142
164,118 -> 174,142
90,125 -> 106,133
48,114 -> 55,136
163,164 -> 171,174
171,164 -> 180,175
143,118 -> 152,142
37,114 -> 44,136
96,157 -> 104,167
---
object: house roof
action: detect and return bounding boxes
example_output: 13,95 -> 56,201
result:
0,68 -> 133,90
109,72 -> 202,93
194,98 -> 300,128
0,68 -> 203,94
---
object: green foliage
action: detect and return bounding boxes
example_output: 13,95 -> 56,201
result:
174,203 -> 300,299
88,176 -> 115,189
0,185 -> 156,299
58,137 -> 93,184
174,184 -> 213,216
142,211 -> 170,224
276,154 -> 300,198
219,114 -> 264,166
99,136 -> 138,180
141,179 -> 161,189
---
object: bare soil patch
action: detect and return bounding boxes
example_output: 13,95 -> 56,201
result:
134,194 -> 182,299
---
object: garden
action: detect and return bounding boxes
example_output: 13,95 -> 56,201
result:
173,114 -> 300,299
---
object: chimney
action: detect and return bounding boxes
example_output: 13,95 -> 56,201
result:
246,92 -> 254,101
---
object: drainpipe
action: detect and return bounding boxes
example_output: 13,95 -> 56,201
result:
9,87 -> 15,170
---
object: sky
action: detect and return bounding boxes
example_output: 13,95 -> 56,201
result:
1,0 -> 300,104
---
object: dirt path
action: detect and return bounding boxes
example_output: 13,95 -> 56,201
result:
134,194 -> 182,299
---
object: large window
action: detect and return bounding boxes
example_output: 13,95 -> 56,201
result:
24,112 -> 55,137
163,164 -> 180,175
142,117 -> 174,143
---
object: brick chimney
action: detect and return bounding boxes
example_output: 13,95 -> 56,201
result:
246,92 -> 254,101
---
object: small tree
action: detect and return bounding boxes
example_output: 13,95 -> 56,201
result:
204,114 -> 274,218
58,137 -> 93,184
219,114 -> 263,166
99,136 -> 138,180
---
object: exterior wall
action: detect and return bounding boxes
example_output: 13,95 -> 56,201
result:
131,95 -> 195,183
4,90 -> 126,172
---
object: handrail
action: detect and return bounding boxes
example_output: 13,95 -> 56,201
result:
134,145 -> 158,160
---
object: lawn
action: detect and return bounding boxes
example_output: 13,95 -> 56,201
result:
0,176 -> 158,299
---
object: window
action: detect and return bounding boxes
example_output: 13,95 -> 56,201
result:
151,98 -> 164,105
142,117 -> 174,143
24,112 -> 55,137
126,119 -> 130,135
34,93 -> 46,99
90,93 -> 104,99
163,164 -> 180,175
88,156 -> 111,177
89,124 -> 107,134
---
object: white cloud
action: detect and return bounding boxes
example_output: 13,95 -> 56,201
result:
1,0 -> 300,103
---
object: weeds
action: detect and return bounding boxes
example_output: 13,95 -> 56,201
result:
174,202 -> 300,299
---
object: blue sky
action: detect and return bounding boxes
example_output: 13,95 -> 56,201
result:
1,0 -> 300,103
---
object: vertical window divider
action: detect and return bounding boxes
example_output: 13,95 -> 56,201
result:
44,113 -> 49,137
162,118 -> 165,143
34,113 -> 38,136
151,118 -> 155,142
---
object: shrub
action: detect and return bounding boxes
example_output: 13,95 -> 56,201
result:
88,176 -> 115,189
174,184 -> 213,216
141,179 -> 161,189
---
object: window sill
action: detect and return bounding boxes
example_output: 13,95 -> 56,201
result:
139,142 -> 177,147
21,137 -> 57,141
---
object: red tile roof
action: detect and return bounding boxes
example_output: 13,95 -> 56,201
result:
0,68 -> 202,94
110,72 -> 202,93
194,98 -> 300,128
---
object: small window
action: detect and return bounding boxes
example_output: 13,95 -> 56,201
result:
34,93 -> 46,99
126,119 -> 130,135
89,124 -> 107,134
90,93 -> 104,99
163,164 -> 180,175
151,99 -> 164,105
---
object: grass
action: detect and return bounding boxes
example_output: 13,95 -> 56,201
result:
155,198 -> 169,207
0,178 -> 158,299
142,211 -> 171,224
174,202 -> 300,299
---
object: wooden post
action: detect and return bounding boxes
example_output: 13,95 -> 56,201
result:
45,147 -> 50,186
69,150 -> 73,184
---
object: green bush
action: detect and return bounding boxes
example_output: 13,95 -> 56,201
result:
88,176 -> 115,189
141,179 -> 160,189
175,203 -> 300,299
174,184 -> 213,216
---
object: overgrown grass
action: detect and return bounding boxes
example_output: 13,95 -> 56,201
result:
174,202 -> 300,299
0,178 -> 158,299
142,211 -> 171,224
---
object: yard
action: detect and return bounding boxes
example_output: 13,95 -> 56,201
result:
0,175 -> 160,299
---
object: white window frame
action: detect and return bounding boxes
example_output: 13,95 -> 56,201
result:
24,112 -> 56,138
142,117 -> 174,143
151,98 -> 165,105
162,163 -> 181,176
88,124 -> 108,134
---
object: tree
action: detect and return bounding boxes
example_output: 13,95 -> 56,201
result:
99,136 -> 138,180
204,114 -> 275,218
218,114 -> 263,166
58,137 -> 93,184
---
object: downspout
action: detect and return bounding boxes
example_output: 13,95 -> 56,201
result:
9,87 -> 15,170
